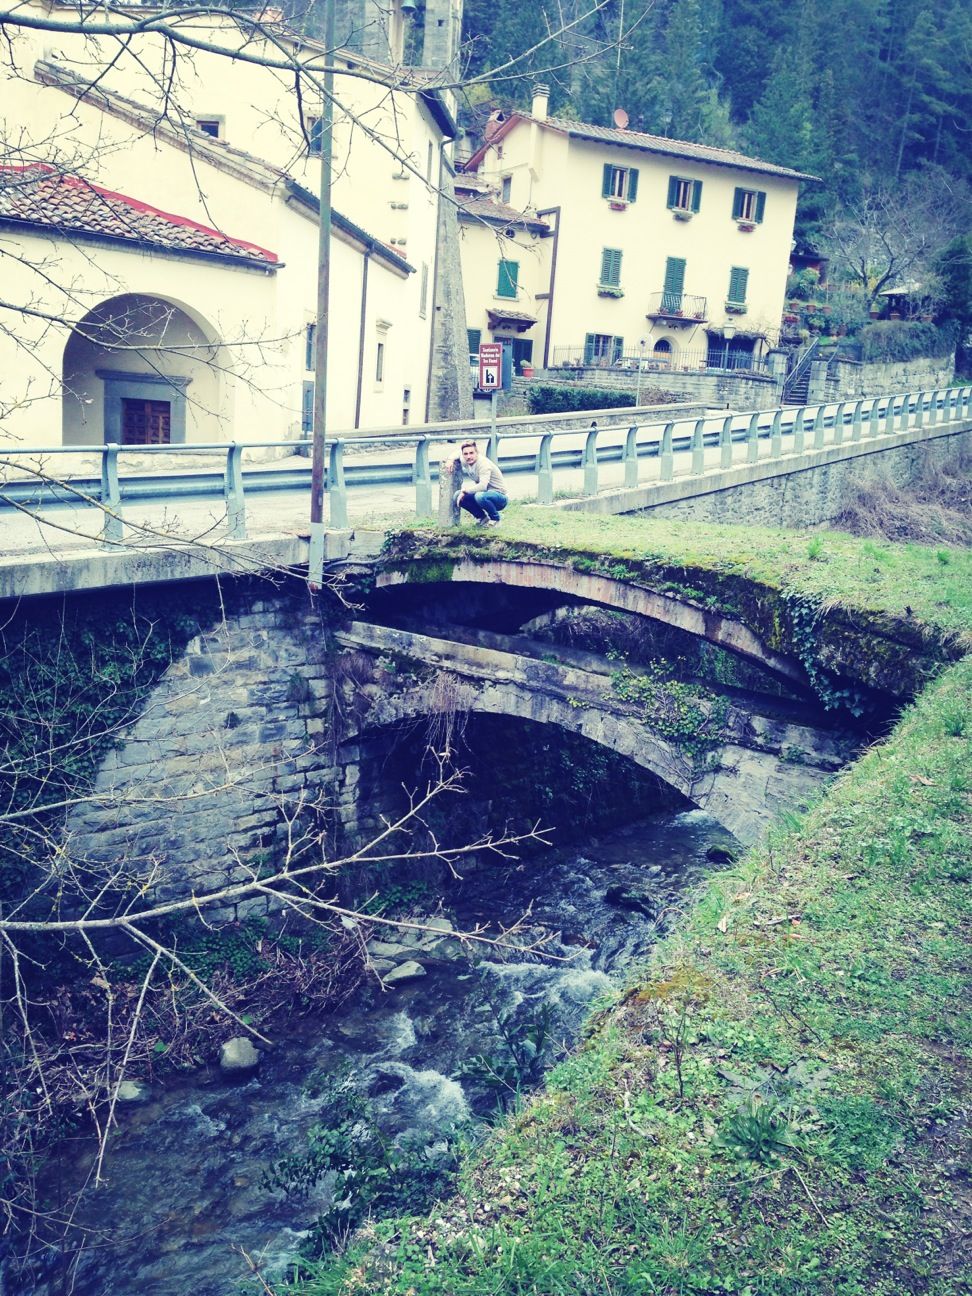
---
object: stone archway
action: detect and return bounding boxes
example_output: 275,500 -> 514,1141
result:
61,292 -> 222,445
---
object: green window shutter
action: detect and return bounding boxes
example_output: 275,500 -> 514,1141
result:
691,179 -> 702,213
627,168 -> 639,202
600,248 -> 622,286
755,190 -> 766,223
497,259 -> 518,298
612,336 -> 624,363
732,187 -> 744,220
728,266 -> 749,303
467,328 -> 481,354
602,164 -> 613,198
584,333 -> 596,363
663,257 -> 686,295
667,176 -> 679,208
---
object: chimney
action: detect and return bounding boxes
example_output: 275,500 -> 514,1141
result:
531,84 -> 550,122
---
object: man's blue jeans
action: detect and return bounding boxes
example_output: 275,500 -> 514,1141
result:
459,489 -> 507,522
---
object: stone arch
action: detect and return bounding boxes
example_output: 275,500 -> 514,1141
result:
332,669 -> 830,845
374,559 -> 810,691
652,336 -> 675,367
61,292 -> 223,445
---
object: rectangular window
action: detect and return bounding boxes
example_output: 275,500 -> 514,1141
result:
496,259 -> 519,299
599,247 -> 623,287
601,163 -> 639,203
732,187 -> 766,223
375,341 -> 385,384
727,266 -> 749,305
500,175 -> 512,204
667,175 -> 702,213
195,118 -> 221,139
419,262 -> 429,318
583,333 -> 624,365
305,323 -> 316,372
301,380 -> 314,433
662,257 -> 686,312
306,115 -> 324,157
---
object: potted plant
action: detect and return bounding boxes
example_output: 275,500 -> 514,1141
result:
737,220 -> 756,232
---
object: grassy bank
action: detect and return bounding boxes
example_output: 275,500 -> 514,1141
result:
293,521 -> 971,1296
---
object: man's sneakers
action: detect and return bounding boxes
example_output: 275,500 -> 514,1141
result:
486,519 -> 501,527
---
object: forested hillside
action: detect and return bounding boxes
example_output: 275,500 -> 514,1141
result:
458,0 -> 972,253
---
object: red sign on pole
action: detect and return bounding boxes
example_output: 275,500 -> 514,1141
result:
478,342 -> 502,391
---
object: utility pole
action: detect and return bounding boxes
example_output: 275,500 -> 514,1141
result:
308,0 -> 336,589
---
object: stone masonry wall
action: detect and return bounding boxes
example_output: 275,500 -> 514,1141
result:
640,429 -> 971,528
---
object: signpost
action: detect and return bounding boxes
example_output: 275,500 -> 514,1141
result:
478,342 -> 502,392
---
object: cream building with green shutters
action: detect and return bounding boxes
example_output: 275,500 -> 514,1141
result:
459,87 -> 813,377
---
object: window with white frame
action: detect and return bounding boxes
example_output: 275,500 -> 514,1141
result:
601,163 -> 639,203
732,187 -> 766,224
667,175 -> 702,213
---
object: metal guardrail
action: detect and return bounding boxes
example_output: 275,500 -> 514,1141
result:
1,387 -> 969,544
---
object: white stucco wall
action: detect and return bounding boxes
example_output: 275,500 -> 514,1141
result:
471,121 -> 800,364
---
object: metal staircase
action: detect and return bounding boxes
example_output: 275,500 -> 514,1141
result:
782,337 -> 821,405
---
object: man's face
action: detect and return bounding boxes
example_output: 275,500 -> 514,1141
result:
461,445 -> 478,467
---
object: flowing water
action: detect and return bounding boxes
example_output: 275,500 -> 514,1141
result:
14,808 -> 736,1296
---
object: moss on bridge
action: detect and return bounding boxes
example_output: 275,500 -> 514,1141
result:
379,513 -> 971,707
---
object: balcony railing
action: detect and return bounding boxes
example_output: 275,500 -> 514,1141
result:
550,345 -> 769,375
645,291 -> 707,322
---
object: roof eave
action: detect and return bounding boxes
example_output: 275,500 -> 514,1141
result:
284,179 -> 414,273
566,129 -> 817,182
0,215 -> 279,270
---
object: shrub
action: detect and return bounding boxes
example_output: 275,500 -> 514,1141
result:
858,319 -> 959,363
527,384 -> 636,415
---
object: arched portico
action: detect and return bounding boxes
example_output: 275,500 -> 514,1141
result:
61,292 -> 222,445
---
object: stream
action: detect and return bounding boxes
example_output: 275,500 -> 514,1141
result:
14,807 -> 736,1296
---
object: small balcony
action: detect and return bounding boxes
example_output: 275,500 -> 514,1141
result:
645,291 -> 707,325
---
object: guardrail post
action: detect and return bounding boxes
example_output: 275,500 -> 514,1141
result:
485,431 -> 500,464
623,425 -> 639,488
328,441 -> 349,529
899,392 -> 912,432
438,454 -> 462,526
536,432 -> 554,503
812,406 -> 825,449
691,418 -> 706,474
928,389 -> 939,425
914,391 -> 925,429
868,400 -> 880,438
792,407 -> 806,455
746,412 -> 760,463
850,399 -> 863,441
884,395 -> 896,436
582,425 -> 599,495
720,415 -> 734,468
660,422 -> 674,481
832,401 -> 846,446
414,437 -> 433,517
224,443 -> 246,539
100,444 -> 122,544
769,410 -> 782,459
945,387 -> 958,422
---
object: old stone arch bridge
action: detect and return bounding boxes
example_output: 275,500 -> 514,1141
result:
67,539 -> 952,918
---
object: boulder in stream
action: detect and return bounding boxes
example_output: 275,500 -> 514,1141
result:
219,1037 -> 261,1075
115,1080 -> 151,1104
382,960 -> 427,986
603,885 -> 657,919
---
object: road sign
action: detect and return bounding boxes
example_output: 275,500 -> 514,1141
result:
478,342 -> 502,391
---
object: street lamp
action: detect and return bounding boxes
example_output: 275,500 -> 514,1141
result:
722,323 -> 735,371
635,336 -> 648,407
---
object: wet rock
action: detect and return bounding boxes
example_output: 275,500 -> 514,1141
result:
706,845 -> 739,864
218,1037 -> 260,1075
382,960 -> 427,986
369,957 -> 396,973
367,939 -> 414,959
116,1080 -> 151,1104
367,1068 -> 406,1097
603,885 -> 657,919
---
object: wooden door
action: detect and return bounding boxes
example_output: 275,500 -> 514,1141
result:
121,398 -> 171,445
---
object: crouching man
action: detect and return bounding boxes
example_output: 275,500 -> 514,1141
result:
454,440 -> 508,526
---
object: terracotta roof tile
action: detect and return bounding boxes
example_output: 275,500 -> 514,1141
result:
0,164 -> 279,265
458,194 -> 549,232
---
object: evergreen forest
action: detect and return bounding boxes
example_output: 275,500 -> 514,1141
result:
456,0 -> 972,263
